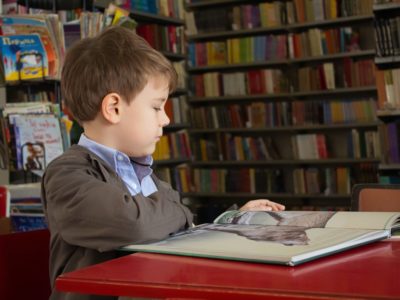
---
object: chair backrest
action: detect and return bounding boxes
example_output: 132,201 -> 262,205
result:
351,184 -> 400,212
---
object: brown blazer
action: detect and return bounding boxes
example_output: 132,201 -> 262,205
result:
41,145 -> 193,300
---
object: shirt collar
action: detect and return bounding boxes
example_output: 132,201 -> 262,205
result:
77,134 -> 153,181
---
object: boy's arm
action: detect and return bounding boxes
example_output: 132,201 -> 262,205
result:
42,157 -> 192,252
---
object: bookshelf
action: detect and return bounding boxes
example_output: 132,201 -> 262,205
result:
186,0 -> 379,221
0,2 -> 80,184
373,0 -> 400,184
0,8 -> 118,252
0,0 -> 110,185
93,0 -> 192,194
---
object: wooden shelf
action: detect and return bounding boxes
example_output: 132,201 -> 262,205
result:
188,15 -> 373,41
287,15 -> 373,30
4,78 -> 60,87
290,49 -> 375,64
165,123 -> 190,131
19,0 -> 89,10
189,93 -> 290,103
187,50 -> 375,72
375,56 -> 400,65
161,51 -> 186,61
187,59 -> 288,73
188,86 -> 377,103
128,11 -> 184,25
191,158 -> 380,167
290,86 -> 377,97
188,26 -> 287,41
379,164 -> 400,171
171,88 -> 188,96
186,0 -> 249,9
189,122 -> 380,134
373,3 -> 400,12
377,109 -> 400,117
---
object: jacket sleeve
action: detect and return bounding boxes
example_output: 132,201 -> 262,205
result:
42,155 -> 193,252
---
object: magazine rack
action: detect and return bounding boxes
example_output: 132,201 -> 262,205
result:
351,183 -> 400,212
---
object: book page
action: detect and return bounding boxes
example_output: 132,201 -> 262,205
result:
215,211 -> 336,228
215,211 -> 400,231
325,212 -> 400,230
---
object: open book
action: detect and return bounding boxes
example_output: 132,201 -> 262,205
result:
122,211 -> 400,266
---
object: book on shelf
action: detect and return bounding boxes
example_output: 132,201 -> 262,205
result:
153,130 -> 191,161
79,11 -> 105,39
136,23 -> 185,54
10,195 -> 45,232
8,113 -> 64,170
98,3 -> 136,32
0,182 -> 46,232
2,0 -> 25,15
374,16 -> 400,58
122,210 -> 400,266
63,22 -> 81,50
0,34 -> 48,82
164,96 -> 187,124
188,0 -> 372,32
10,213 -> 47,232
0,15 -> 63,79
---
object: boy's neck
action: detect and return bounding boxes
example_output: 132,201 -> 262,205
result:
83,120 -> 117,150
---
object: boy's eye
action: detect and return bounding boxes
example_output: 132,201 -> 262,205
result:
153,107 -> 161,111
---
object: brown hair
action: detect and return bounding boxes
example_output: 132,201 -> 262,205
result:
61,26 -> 177,123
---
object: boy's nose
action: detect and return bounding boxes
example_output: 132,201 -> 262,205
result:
161,110 -> 170,127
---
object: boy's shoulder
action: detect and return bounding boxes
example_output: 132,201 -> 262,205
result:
46,144 -> 106,171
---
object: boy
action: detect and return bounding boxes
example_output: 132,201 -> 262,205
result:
41,26 -> 284,300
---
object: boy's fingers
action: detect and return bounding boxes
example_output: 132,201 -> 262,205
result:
254,199 -> 285,211
239,199 -> 285,211
269,202 -> 285,211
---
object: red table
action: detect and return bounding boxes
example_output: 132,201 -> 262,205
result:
56,240 -> 400,300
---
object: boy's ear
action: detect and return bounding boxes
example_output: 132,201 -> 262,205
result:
101,93 -> 123,124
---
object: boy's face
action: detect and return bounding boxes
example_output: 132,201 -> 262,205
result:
117,76 -> 170,157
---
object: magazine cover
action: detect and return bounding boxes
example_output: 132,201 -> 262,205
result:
0,15 -> 60,78
0,34 -> 48,81
8,114 -> 63,170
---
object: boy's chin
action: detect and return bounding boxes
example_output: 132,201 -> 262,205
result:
123,142 -> 157,158
135,147 -> 156,157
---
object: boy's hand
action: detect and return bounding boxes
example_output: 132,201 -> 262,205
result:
239,199 -> 285,212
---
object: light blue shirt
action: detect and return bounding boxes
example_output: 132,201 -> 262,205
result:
78,134 -> 157,196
